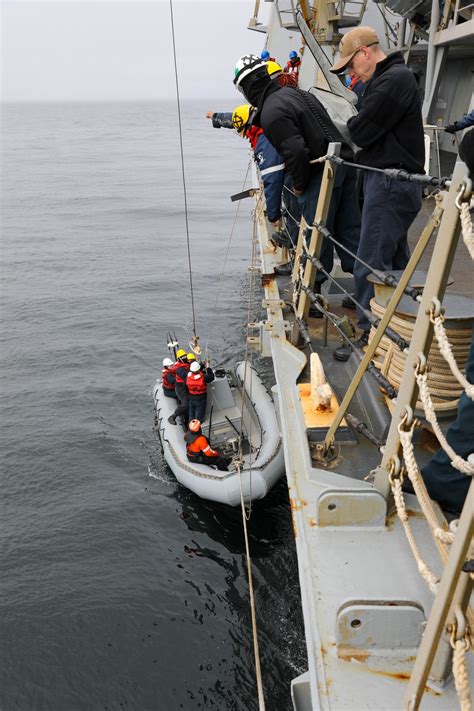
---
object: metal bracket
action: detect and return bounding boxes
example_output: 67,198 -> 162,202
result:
262,298 -> 286,310
247,320 -> 291,356
336,600 -> 426,673
317,488 -> 387,527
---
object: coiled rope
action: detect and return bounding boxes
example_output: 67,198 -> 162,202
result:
431,313 -> 474,401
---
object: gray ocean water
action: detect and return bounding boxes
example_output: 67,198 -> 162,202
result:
1,100 -> 306,710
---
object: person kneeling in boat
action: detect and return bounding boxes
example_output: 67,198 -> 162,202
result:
185,419 -> 231,471
187,360 -> 215,422
162,357 -> 178,399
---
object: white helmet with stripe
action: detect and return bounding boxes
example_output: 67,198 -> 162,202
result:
233,54 -> 266,87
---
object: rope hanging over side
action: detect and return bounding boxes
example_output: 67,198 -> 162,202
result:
456,184 -> 474,259
234,204 -> 265,710
415,369 -> 474,476
397,420 -> 455,546
389,472 -> 439,594
169,0 -> 197,341
451,627 -> 473,711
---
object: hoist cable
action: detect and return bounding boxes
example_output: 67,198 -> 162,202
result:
169,0 -> 197,338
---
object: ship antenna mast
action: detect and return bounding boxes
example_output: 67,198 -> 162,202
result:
169,0 -> 199,351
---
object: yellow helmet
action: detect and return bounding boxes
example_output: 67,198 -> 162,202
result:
232,104 -> 252,134
187,353 -> 196,361
176,349 -> 186,359
267,61 -> 282,78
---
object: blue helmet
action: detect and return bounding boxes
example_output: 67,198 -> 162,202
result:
289,50 -> 298,59
261,50 -> 270,61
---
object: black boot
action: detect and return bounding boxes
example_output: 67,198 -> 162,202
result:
274,261 -> 292,276
333,330 -> 369,362
168,415 -> 177,425
342,294 -> 356,310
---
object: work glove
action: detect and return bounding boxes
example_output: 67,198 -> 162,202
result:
444,123 -> 458,134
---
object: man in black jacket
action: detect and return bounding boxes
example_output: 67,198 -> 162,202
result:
233,54 -> 361,294
330,27 -> 424,359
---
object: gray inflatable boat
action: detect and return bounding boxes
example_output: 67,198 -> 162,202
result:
153,362 -> 285,506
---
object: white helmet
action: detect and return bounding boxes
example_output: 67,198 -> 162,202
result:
233,54 -> 266,87
163,357 -> 173,367
190,361 -> 201,373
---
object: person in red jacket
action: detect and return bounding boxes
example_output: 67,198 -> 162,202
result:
162,357 -> 177,399
184,419 -> 230,471
186,360 -> 215,422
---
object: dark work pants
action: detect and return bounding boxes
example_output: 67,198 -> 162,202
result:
297,164 -> 361,285
354,172 -> 422,331
282,174 -> 302,247
163,388 -> 178,400
173,383 -> 189,425
189,397 -> 207,423
421,326 -> 474,517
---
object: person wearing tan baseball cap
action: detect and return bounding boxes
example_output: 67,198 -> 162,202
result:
330,26 -> 425,363
330,26 -> 380,76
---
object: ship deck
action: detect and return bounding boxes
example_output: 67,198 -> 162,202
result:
254,172 -> 473,709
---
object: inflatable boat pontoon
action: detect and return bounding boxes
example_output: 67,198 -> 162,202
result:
153,362 -> 285,505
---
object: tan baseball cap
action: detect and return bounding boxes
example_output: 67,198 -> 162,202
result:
330,26 -> 379,74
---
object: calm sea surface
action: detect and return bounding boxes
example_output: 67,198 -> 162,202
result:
1,101 -> 306,710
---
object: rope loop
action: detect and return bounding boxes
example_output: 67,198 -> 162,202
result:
455,177 -> 473,209
450,619 -> 472,711
429,297 -> 444,321
416,370 -> 474,475
414,352 -> 428,376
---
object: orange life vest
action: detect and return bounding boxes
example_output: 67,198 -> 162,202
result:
186,370 -> 207,396
286,59 -> 301,75
162,367 -> 175,390
174,362 -> 190,384
185,430 -> 218,459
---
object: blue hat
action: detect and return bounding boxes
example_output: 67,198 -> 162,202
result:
261,50 -> 270,60
289,50 -> 298,59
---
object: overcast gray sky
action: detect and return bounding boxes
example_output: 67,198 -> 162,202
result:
2,1 -> 271,101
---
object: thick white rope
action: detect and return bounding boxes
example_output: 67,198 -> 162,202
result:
459,199 -> 474,259
416,370 -> 474,476
431,314 -> 474,401
451,632 -> 473,711
397,421 -> 455,545
390,474 -> 439,594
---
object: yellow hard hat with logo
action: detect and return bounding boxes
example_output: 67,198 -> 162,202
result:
232,104 -> 253,135
267,60 -> 282,77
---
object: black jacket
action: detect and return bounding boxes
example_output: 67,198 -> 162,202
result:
347,52 -> 424,173
254,82 -> 353,192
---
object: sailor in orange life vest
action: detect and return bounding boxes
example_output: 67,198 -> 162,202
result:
186,360 -> 215,423
162,357 -> 178,399
184,419 -> 231,471
168,351 -> 195,426
284,50 -> 301,77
